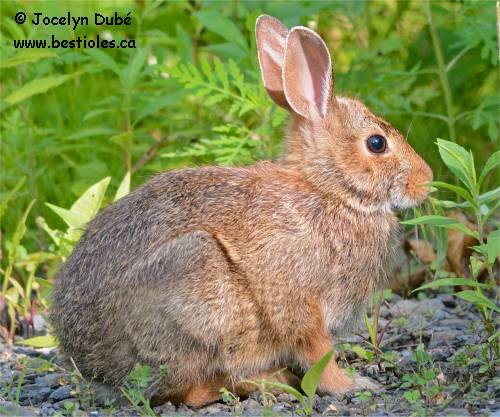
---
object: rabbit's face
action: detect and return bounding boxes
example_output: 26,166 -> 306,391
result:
321,96 -> 433,211
256,15 -> 433,212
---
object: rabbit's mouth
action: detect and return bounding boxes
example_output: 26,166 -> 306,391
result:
389,181 -> 432,210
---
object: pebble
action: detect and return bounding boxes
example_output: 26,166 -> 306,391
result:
429,329 -> 462,348
35,373 -> 61,388
429,346 -> 453,361
18,384 -> 52,403
390,298 -> 445,316
0,296 -> 494,417
49,385 -> 73,401
437,293 -> 456,308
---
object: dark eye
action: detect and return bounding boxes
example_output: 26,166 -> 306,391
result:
366,135 -> 387,154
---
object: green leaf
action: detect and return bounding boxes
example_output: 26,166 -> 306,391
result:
301,350 -> 333,406
214,57 -> 229,90
401,215 -> 478,238
114,172 -> 131,202
404,390 -> 421,404
200,57 -> 214,83
110,132 -> 133,152
133,91 -> 187,125
5,200 -> 35,286
85,49 -> 121,75
195,11 -> 248,51
5,74 -> 75,104
260,380 -> 306,410
0,50 -> 57,69
0,176 -> 26,218
436,139 -> 476,194
485,230 -> 500,266
352,345 -> 369,360
70,177 -> 110,222
64,127 -> 118,140
45,203 -> 87,229
455,290 -> 500,313
478,151 -> 500,188
469,256 -> 481,279
430,181 -> 476,208
413,278 -> 492,293
17,335 -> 58,348
122,48 -> 148,89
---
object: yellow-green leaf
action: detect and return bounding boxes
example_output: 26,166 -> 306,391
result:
17,335 -> 58,348
5,74 -> 74,104
0,50 -> 57,69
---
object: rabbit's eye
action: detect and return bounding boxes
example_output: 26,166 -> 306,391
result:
366,135 -> 387,154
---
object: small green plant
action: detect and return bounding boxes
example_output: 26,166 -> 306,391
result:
362,289 -> 394,369
0,357 -> 28,405
402,139 -> 499,363
245,350 -> 333,416
401,343 -> 444,414
0,173 -> 130,346
121,364 -> 156,417
354,390 -> 375,416
220,387 -> 242,415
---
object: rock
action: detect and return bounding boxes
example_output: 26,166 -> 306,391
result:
437,293 -> 456,308
18,384 -> 52,403
33,314 -> 48,335
35,373 -> 61,388
391,298 -> 445,316
429,346 -> 453,361
429,330 -> 462,348
197,403 -> 231,415
49,385 -> 73,402
433,308 -> 451,320
314,396 -> 345,414
240,397 -> 260,410
379,305 -> 390,318
276,393 -> 297,403
40,402 -> 56,417
154,402 -> 176,415
456,334 -> 480,344
175,403 -> 195,415
439,319 -> 469,329
0,400 -> 39,417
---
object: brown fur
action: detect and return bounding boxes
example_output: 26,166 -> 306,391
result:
50,15 -> 432,406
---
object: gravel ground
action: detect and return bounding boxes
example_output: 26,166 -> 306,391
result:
1,293 -> 499,417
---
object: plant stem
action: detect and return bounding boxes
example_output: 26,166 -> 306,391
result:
422,0 -> 456,142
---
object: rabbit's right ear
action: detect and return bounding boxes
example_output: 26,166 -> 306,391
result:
255,15 -> 290,110
283,27 -> 333,120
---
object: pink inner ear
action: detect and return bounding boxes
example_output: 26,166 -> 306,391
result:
283,27 -> 332,119
255,15 -> 290,110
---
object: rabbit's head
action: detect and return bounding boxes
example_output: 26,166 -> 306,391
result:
256,15 -> 433,212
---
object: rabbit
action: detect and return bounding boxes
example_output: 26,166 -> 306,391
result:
50,14 -> 433,408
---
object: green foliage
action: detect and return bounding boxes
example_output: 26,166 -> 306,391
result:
248,350 -> 334,416
121,364 -> 156,417
0,175 -> 128,344
401,344 -> 444,413
404,138 -> 499,364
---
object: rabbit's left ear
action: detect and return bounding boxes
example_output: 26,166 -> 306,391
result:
255,15 -> 290,110
283,27 -> 333,119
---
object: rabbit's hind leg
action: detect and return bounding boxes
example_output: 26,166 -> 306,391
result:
297,330 -> 353,395
181,369 -> 300,408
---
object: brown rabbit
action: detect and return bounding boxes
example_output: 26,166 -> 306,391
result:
50,15 -> 433,407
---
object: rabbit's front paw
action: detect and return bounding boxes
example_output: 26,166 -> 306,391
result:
317,371 -> 354,396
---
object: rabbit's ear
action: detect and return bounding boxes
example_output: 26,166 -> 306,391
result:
255,15 -> 290,110
283,27 -> 333,119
